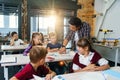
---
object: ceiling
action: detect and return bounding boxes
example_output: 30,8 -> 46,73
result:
0,0 -> 80,16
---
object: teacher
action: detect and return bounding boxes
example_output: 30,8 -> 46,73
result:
59,17 -> 91,53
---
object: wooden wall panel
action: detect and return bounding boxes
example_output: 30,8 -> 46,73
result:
21,0 -> 28,40
77,0 -> 95,37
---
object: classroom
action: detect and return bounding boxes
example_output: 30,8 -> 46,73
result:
0,0 -> 120,80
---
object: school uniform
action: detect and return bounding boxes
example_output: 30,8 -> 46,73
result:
15,63 -> 49,80
72,51 -> 109,71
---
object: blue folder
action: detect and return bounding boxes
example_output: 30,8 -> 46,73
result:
103,69 -> 120,79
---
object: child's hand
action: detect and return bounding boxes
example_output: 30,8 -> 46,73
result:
52,48 -> 59,52
85,64 -> 96,70
45,74 -> 52,80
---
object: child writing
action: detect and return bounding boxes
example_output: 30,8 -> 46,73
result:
10,31 -> 25,46
23,32 -> 43,56
10,46 -> 56,80
72,38 -> 110,72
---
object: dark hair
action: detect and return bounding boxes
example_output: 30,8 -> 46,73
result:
69,17 -> 82,27
29,46 -> 48,63
77,38 -> 92,51
11,31 -> 17,37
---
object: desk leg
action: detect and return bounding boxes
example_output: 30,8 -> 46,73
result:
3,51 -> 6,55
115,48 -> 119,66
4,66 -> 8,80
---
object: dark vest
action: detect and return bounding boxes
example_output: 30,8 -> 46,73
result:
73,51 -> 102,68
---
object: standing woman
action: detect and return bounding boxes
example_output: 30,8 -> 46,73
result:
23,32 -> 43,56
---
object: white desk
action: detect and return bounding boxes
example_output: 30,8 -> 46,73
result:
1,44 -> 29,55
0,51 -> 75,80
52,67 -> 120,80
93,43 -> 120,66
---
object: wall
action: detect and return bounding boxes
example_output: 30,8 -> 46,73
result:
94,0 -> 120,63
95,0 -> 120,40
77,0 -> 95,37
93,45 -> 120,64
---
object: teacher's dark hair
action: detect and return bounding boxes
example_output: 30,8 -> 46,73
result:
69,17 -> 82,27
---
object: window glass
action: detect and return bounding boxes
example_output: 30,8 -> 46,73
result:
30,15 -> 56,36
64,17 -> 71,48
9,15 -> 18,28
0,15 -> 4,28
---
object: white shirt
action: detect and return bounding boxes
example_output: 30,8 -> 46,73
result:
74,31 -> 79,49
10,39 -> 24,46
72,52 -> 109,71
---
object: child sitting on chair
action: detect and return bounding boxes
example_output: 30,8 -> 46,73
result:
47,32 -> 66,75
23,32 -> 43,56
10,31 -> 25,46
10,46 -> 56,80
47,32 -> 62,52
72,38 -> 110,72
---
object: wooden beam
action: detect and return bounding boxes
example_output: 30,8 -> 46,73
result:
21,0 -> 27,40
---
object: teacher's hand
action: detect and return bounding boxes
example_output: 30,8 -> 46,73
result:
59,47 -> 66,54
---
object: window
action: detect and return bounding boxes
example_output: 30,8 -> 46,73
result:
9,15 -> 18,28
64,17 -> 71,48
64,17 -> 70,38
30,16 -> 48,35
39,16 -> 49,34
30,10 -> 73,49
0,15 -> 4,28
30,15 -> 56,36
0,4 -> 18,36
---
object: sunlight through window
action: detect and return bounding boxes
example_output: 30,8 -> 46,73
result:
9,15 -> 18,28
47,15 -> 56,32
